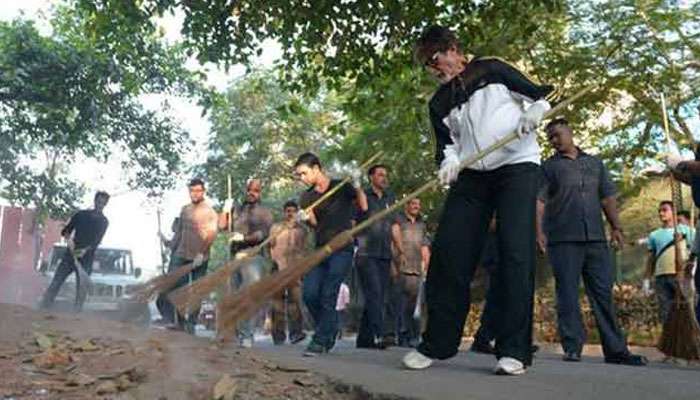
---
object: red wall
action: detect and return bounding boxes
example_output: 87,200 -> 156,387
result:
0,206 -> 64,305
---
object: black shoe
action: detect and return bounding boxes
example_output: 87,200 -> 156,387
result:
531,345 -> 540,354
563,352 -> 581,362
290,333 -> 307,345
380,336 -> 396,348
605,353 -> 648,366
303,341 -> 327,357
470,341 -> 495,354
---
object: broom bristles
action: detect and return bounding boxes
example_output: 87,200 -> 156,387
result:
168,250 -> 256,314
216,232 -> 353,339
657,285 -> 700,360
134,262 -> 195,301
166,152 -> 385,315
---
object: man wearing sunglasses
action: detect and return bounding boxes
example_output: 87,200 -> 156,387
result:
402,25 -> 553,375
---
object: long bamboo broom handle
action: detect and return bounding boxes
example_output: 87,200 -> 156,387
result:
661,93 -> 684,277
165,151 -> 384,310
216,84 -> 599,334
227,174 -> 233,233
304,150 -> 384,211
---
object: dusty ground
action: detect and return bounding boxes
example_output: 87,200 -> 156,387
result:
0,303 -> 393,400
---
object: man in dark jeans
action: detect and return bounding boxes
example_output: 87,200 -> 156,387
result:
355,164 -> 397,349
295,152 -> 368,356
161,178 -> 219,333
538,118 -> 646,366
404,25 -> 552,375
40,191 -> 110,311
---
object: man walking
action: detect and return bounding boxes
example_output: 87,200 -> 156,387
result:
269,200 -> 308,345
164,178 -> 219,333
295,152 -> 368,356
537,118 -> 646,366
391,197 -> 431,347
403,25 -> 552,375
221,178 -> 274,347
355,164 -> 397,349
40,191 -> 110,311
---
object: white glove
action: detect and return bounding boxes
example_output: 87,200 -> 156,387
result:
193,253 -> 205,267
66,237 -> 75,251
665,153 -> 685,170
296,209 -> 310,223
223,199 -> 234,211
517,101 -> 550,138
642,279 -> 653,296
346,161 -> 363,189
438,151 -> 461,185
230,232 -> 245,243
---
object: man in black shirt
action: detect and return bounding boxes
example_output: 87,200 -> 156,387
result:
295,152 -> 368,356
39,191 -> 110,310
355,164 -> 397,349
538,119 -> 646,366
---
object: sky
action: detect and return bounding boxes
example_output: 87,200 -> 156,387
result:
0,1 -> 281,278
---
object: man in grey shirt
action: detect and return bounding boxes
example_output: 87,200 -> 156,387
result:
537,118 -> 645,366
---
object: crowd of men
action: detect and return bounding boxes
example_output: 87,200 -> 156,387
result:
39,24 -> 700,378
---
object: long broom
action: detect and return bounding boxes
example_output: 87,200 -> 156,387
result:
153,151 -> 385,310
215,85 -> 597,340
657,92 -> 700,360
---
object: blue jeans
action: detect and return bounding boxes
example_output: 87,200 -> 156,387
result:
655,274 -> 677,325
303,248 -> 353,349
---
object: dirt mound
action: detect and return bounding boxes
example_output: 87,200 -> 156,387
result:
0,303 -> 366,400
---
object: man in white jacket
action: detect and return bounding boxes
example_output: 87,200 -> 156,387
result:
402,25 -> 553,375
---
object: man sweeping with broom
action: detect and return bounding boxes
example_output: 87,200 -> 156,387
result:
402,25 -> 553,375
294,152 -> 368,356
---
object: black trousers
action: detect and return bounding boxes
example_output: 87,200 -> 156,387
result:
40,251 -> 94,310
356,256 -> 391,347
548,242 -> 627,357
156,255 -> 208,327
418,163 -> 538,365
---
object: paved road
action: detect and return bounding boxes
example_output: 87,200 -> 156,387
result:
250,337 -> 700,400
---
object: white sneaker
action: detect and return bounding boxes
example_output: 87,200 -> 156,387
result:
240,338 -> 253,348
402,350 -> 433,370
494,357 -> 526,375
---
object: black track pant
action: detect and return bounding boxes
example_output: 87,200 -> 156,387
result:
417,162 -> 539,366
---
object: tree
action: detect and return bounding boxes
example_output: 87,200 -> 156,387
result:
73,0 -> 700,215
201,70 -> 341,208
0,11 -> 205,220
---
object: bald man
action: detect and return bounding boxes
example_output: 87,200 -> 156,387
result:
220,178 -> 274,347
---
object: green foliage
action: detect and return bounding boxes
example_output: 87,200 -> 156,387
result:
0,7 -> 205,219
40,0 -> 700,223
201,70 -> 342,208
